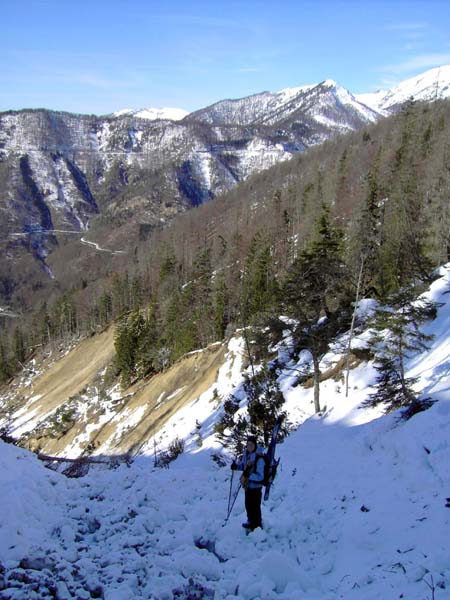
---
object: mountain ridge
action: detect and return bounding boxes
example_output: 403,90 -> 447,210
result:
1,66 -> 450,314
0,77 -> 380,279
356,65 -> 450,113
41,65 -> 450,121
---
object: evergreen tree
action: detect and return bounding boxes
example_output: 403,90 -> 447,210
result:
158,246 -> 179,298
111,272 -> 130,316
283,203 -> 350,412
242,232 -> 279,323
32,302 -> 52,345
364,282 -> 438,417
114,309 -> 146,387
351,170 -> 383,297
52,294 -> 77,340
244,365 -> 287,445
212,274 -> 230,340
190,247 -> 215,346
97,289 -> 113,325
135,302 -> 160,377
378,99 -> 433,293
130,274 -> 143,311
163,288 -> 198,363
12,327 -> 26,367
214,394 -> 248,454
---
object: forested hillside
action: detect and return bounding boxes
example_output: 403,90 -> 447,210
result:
1,98 -> 450,388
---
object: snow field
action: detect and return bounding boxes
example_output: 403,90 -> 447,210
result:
2,267 -> 450,598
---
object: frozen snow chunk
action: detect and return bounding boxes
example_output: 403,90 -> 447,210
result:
178,547 -> 222,581
249,550 -> 302,593
355,298 -> 378,320
247,527 -> 267,543
103,585 -> 135,600
19,555 -> 55,570
59,524 -> 76,545
55,581 -> 71,600
238,574 -> 277,599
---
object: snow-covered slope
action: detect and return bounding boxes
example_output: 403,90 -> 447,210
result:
189,79 -> 379,128
356,65 -> 450,114
113,107 -> 189,121
2,266 -> 450,599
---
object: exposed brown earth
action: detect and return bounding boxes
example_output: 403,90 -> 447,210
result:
90,342 -> 228,456
10,327 -> 116,435
2,328 -> 235,459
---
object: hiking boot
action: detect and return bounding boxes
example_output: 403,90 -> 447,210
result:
241,522 -> 251,529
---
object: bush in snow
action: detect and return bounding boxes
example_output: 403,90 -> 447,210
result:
215,366 -> 287,453
0,425 -> 16,445
155,436 -> 185,468
214,394 -> 247,454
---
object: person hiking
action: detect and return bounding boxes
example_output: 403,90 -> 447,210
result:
231,435 -> 265,531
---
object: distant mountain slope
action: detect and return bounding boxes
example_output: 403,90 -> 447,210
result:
356,65 -> 450,114
0,82 -> 378,277
113,107 -> 189,121
188,79 -> 378,129
1,66 -> 449,309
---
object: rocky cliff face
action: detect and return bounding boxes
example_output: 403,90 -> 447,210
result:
0,80 -> 379,258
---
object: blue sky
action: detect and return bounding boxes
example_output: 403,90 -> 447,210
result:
2,0 -> 450,115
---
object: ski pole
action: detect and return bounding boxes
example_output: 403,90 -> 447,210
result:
226,469 -> 235,517
224,482 -> 242,525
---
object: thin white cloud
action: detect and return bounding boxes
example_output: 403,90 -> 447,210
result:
382,53 -> 450,75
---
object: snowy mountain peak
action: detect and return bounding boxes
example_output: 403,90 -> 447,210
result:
188,78 -> 379,129
113,107 -> 189,121
321,78 -> 339,88
356,64 -> 450,114
275,83 -> 316,101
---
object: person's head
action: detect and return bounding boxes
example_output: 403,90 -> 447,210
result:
246,435 -> 257,453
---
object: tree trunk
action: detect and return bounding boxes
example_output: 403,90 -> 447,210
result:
398,336 -> 415,405
345,256 -> 365,397
312,353 -> 321,413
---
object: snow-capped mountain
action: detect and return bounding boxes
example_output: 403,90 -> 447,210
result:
1,264 -> 450,599
187,79 -> 378,128
0,66 -> 449,279
356,65 -> 450,114
113,107 -> 189,121
0,81 -> 378,273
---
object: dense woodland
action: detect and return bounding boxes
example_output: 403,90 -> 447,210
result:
1,98 -> 450,402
